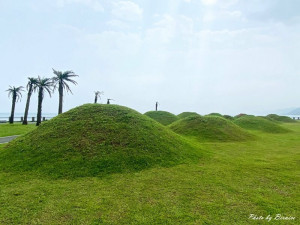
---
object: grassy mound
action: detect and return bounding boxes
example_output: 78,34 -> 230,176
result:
177,112 -> 200,119
234,113 -> 248,119
267,114 -> 296,123
207,113 -> 234,121
223,115 -> 234,120
234,116 -> 291,133
169,115 -> 253,142
207,113 -> 223,117
144,111 -> 178,126
0,104 -> 199,178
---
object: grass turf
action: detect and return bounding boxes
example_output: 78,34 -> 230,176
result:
0,124 -> 36,137
177,112 -> 200,119
234,115 -> 291,133
0,104 -> 200,178
267,114 -> 296,123
169,115 -> 253,142
144,111 -> 178,126
0,122 -> 298,224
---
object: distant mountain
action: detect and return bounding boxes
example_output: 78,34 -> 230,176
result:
287,108 -> 300,115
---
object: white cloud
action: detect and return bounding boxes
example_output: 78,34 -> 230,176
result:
145,14 -> 194,45
106,20 -> 130,30
86,31 -> 142,57
202,9 -> 244,23
201,0 -> 217,6
56,0 -> 104,11
112,1 -> 143,21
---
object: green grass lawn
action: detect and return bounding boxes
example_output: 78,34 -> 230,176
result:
0,122 -> 299,224
0,124 -> 36,137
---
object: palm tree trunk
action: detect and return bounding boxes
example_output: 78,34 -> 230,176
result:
9,95 -> 16,124
23,86 -> 32,125
58,82 -> 63,114
36,87 -> 43,126
94,95 -> 97,104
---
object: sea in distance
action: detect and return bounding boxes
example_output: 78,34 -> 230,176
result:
0,112 -> 57,120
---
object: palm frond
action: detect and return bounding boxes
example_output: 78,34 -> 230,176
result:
52,69 -> 79,94
6,85 -> 24,101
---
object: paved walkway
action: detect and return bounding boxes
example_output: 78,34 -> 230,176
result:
0,135 -> 20,144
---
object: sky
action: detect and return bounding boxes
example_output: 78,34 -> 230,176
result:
0,0 -> 300,116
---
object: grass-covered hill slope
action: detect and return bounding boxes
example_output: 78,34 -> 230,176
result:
177,112 -> 200,119
234,115 -> 291,133
207,113 -> 223,117
169,115 -> 253,142
0,104 -> 200,178
144,111 -> 178,126
267,114 -> 296,123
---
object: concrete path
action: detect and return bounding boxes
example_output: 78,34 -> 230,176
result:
0,135 -> 20,144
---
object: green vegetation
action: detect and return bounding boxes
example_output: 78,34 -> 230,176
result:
0,104 -> 200,178
223,114 -> 234,120
177,112 -> 200,119
169,115 -> 253,142
267,114 -> 296,123
0,122 -> 299,224
234,113 -> 248,118
0,124 -> 36,137
144,110 -> 179,126
234,115 -> 291,133
207,112 -> 223,117
207,113 -> 234,120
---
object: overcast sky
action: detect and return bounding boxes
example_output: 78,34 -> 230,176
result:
1,0 -> 300,116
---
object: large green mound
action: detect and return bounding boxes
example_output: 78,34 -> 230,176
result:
144,111 -> 178,126
267,114 -> 296,123
177,112 -> 200,119
169,115 -> 253,142
0,104 -> 199,178
234,116 -> 291,133
207,113 -> 223,117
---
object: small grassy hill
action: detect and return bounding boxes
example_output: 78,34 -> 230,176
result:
144,111 -> 178,126
234,113 -> 248,119
223,115 -> 234,120
0,104 -> 200,178
177,112 -> 200,119
207,113 -> 223,117
234,115 -> 291,133
169,115 -> 253,142
267,114 -> 296,123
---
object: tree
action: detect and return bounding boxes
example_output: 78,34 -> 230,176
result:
107,99 -> 114,104
94,91 -> 104,103
22,77 -> 38,125
6,86 -> 24,124
36,77 -> 53,126
155,101 -> 159,111
52,69 -> 78,114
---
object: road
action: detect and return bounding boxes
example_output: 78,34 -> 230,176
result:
0,135 -> 20,144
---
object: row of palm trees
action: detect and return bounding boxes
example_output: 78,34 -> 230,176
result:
7,69 -> 78,126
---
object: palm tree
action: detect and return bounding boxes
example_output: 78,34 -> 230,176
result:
6,86 -> 24,124
155,101 -> 159,111
94,91 -> 104,103
107,99 -> 114,104
52,69 -> 78,114
36,77 -> 53,126
22,77 -> 38,125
